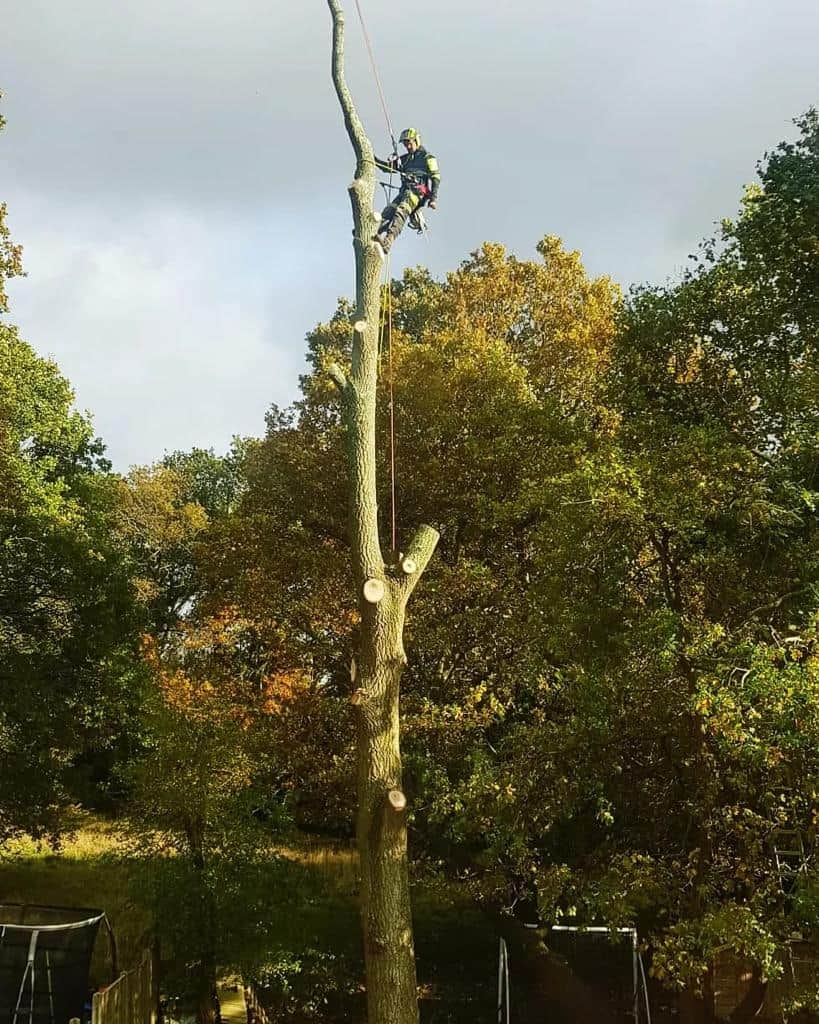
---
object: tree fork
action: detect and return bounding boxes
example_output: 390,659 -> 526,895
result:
325,3 -> 439,1023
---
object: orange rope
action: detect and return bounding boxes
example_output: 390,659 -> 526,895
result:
352,0 -> 398,150
376,257 -> 398,554
386,258 -> 397,554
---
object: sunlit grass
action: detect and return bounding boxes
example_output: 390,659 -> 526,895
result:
1,811 -> 129,862
277,836 -> 359,894
0,811 -> 147,984
0,813 -> 496,1020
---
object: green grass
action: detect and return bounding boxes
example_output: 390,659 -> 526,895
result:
277,834 -> 359,894
0,810 -> 150,985
0,814 -> 495,1022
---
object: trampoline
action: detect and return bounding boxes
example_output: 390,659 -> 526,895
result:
0,904 -> 114,1024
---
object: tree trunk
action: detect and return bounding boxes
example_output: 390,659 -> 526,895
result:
188,823 -> 217,1024
325,5 -> 439,1023
679,968 -> 716,1024
727,963 -> 767,1024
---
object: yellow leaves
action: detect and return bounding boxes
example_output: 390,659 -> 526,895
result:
667,340 -> 705,383
260,669 -> 311,716
438,237 -> 621,409
113,465 -> 209,553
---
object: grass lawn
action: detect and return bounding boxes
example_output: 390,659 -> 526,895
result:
0,810 -> 149,985
1,814 -> 495,1021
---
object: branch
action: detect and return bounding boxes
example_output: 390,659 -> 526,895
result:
327,362 -> 349,391
396,524 -> 440,603
326,0 -> 374,177
738,587 -> 809,630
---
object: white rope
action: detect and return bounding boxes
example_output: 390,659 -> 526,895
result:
351,0 -> 397,149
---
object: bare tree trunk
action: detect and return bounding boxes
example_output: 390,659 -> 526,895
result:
325,4 -> 439,1023
727,963 -> 767,1024
497,919 -> 619,1024
188,824 -> 217,1024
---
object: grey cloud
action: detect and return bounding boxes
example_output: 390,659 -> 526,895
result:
3,0 -> 819,467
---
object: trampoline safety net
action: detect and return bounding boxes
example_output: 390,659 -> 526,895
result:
0,904 -> 104,1024
547,926 -> 647,1023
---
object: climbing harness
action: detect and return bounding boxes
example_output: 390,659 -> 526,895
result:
378,179 -> 431,236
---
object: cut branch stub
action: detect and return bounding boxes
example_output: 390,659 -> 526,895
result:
396,524 -> 440,602
388,789 -> 407,812
327,362 -> 348,390
353,319 -> 368,334
363,577 -> 386,604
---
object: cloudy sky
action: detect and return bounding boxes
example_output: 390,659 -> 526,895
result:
3,0 -> 818,469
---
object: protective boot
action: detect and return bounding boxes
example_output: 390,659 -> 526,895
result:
373,224 -> 399,257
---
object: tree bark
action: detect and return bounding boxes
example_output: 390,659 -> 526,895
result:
727,963 -> 767,1024
188,823 -> 217,1024
496,919 -> 619,1024
325,4 -> 439,1023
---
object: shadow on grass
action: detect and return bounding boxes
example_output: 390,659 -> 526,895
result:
0,820 -> 150,986
1,823 -> 496,1022
255,842 -> 496,1023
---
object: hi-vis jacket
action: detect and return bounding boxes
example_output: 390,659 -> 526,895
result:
376,146 -> 441,202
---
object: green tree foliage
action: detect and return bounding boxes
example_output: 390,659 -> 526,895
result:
453,112 -> 819,1020
127,624 -> 292,1024
5,84 -> 818,1021
111,448 -> 243,641
188,114 -> 819,1019
190,236 -> 619,839
0,325 -> 146,837
0,93 -> 24,313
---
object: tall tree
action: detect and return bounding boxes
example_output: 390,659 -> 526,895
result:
129,628 -> 285,1024
324,4 -> 439,1022
446,112 -> 819,1023
0,92 -> 24,313
0,325 -> 146,836
194,235 -> 619,845
0,95 -> 147,833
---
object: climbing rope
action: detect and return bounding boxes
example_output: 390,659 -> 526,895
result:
386,261 -> 397,555
376,255 -> 398,554
351,0 -> 400,553
352,0 -> 398,151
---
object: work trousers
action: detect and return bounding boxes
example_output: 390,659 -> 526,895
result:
378,187 -> 423,244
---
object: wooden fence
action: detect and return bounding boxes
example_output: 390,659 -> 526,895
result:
243,982 -> 272,1024
92,950 -> 157,1024
714,945 -> 819,1023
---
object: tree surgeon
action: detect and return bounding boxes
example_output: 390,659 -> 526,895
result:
373,127 -> 440,257
325,4 -> 440,1021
